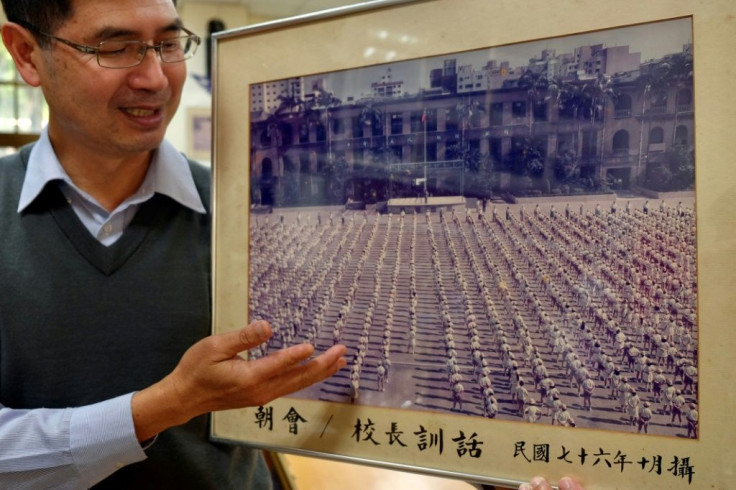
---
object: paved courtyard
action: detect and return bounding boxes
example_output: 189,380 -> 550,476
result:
248,194 -> 698,439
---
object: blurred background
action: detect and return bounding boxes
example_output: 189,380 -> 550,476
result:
0,1 -> 492,488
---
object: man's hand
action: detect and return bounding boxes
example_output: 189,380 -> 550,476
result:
131,320 -> 347,442
519,476 -> 586,490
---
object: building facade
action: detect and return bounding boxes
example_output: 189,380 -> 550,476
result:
249,47 -> 693,207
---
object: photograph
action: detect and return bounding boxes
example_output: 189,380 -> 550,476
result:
211,0 -> 735,487
246,17 -> 697,439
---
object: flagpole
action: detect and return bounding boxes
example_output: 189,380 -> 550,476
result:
423,109 -> 428,202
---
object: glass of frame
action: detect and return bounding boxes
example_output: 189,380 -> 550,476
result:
210,0 -> 736,488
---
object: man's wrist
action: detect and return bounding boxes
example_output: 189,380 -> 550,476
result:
131,377 -> 192,443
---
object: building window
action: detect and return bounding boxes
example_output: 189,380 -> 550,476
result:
390,113 -> 403,135
490,102 -> 503,126
490,138 -> 503,165
390,144 -> 402,161
299,123 -> 309,144
371,119 -> 383,137
445,109 -> 459,133
512,100 -> 526,118
299,152 -> 310,174
425,109 -> 437,132
332,117 -> 345,136
0,45 -> 47,152
649,91 -> 667,114
352,117 -> 362,138
582,130 -> 597,157
649,127 -> 664,145
676,88 -> 693,113
410,111 -> 423,133
612,130 -> 629,154
315,122 -> 327,142
532,101 -> 547,121
260,128 -> 271,147
427,142 -> 437,162
614,94 -> 632,118
557,132 -> 574,153
675,125 -> 689,146
261,158 -> 273,179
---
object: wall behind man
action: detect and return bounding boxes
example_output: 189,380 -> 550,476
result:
168,2 -> 254,164
0,3 -> 266,164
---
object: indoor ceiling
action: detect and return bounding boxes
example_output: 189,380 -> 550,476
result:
179,0 -> 366,20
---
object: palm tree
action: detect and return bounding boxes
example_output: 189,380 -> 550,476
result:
452,96 -> 485,194
583,74 -> 618,166
635,50 -> 692,175
518,68 -> 549,135
663,51 -> 694,145
303,89 -> 342,201
358,99 -> 384,136
548,77 -> 586,154
358,100 -> 390,196
274,94 -> 305,115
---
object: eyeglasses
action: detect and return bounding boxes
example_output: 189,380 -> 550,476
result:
19,21 -> 201,69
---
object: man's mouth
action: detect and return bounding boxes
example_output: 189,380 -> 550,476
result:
123,107 -> 158,117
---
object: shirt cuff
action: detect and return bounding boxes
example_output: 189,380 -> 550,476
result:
69,393 -> 147,487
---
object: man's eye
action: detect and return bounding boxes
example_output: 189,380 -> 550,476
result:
162,41 -> 183,52
98,43 -> 131,56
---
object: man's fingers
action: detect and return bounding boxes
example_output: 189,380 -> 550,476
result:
243,342 -> 317,380
242,344 -> 347,393
558,476 -> 585,490
519,476 -> 554,490
257,344 -> 348,398
205,321 -> 273,360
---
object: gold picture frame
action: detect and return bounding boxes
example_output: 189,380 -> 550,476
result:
210,0 -> 736,487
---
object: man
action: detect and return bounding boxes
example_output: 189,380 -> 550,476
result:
637,401 -> 653,434
685,403 -> 698,439
0,1 -> 347,487
555,403 -> 576,428
523,400 -> 542,423
581,374 -> 595,411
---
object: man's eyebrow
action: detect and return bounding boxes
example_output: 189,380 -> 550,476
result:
91,20 -> 184,41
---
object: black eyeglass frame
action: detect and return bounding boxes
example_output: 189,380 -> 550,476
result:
18,20 -> 201,69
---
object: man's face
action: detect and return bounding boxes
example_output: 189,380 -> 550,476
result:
38,0 -> 186,160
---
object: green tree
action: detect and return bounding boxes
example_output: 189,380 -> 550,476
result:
274,94 -> 305,115
507,137 -> 544,178
518,68 -> 549,135
358,99 -> 384,135
554,148 -> 579,183
636,49 -> 694,170
584,74 -> 617,165
548,78 -> 588,153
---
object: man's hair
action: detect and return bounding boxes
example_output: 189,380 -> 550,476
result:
1,0 -> 74,36
1,0 -> 178,45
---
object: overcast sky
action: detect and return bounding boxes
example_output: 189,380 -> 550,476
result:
302,17 -> 692,101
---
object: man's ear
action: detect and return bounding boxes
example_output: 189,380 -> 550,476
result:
2,22 -> 43,87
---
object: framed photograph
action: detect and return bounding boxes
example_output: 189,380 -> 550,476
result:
187,106 -> 212,161
210,0 -> 736,488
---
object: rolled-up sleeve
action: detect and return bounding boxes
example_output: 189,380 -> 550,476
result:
0,393 -> 146,489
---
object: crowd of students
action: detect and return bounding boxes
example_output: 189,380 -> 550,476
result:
247,198 -> 697,437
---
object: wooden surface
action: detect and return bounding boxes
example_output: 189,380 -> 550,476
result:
280,453 -> 482,490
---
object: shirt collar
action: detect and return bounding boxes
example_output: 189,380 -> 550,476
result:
18,128 -> 206,215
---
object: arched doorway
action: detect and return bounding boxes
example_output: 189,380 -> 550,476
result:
260,158 -> 274,206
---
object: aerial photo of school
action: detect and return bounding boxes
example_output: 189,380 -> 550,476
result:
246,18 -> 697,438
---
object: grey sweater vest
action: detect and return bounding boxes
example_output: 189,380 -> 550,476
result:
0,146 -> 270,489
